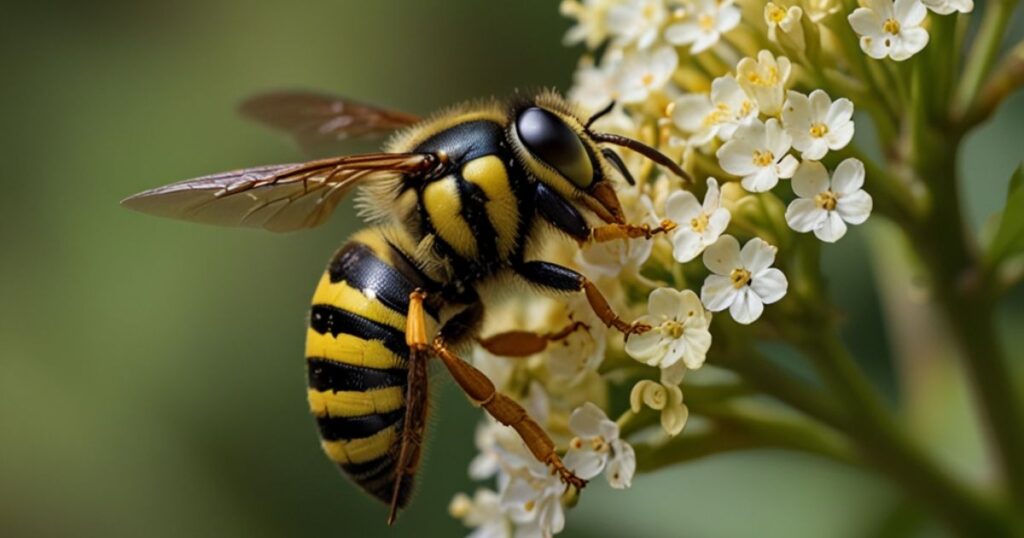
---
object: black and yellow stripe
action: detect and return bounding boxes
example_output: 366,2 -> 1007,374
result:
305,226 -> 437,507
411,120 -> 531,279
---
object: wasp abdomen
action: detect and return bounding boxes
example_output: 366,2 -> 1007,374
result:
305,227 -> 437,507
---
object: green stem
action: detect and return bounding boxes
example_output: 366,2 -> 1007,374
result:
906,114 -> 1024,514
953,0 -> 1021,119
634,403 -> 858,472
796,330 -> 1012,536
714,345 -> 847,429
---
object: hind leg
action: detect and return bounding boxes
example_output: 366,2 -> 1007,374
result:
407,291 -> 586,489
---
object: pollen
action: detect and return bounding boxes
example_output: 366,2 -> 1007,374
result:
690,213 -> 710,233
767,4 -> 786,23
699,14 -> 715,31
753,149 -> 775,167
883,18 -> 900,34
664,320 -> 685,339
730,268 -> 752,288
524,500 -> 536,512
642,72 -> 655,87
815,190 -> 838,211
810,122 -> 829,138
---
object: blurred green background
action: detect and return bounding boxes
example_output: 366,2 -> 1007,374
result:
1,2 -> 1021,537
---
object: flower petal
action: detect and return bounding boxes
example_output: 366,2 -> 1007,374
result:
792,160 -> 829,198
786,198 -> 828,232
563,448 -> 607,481
703,234 -> 741,275
661,402 -> 689,436
648,287 -> 683,319
837,189 -> 873,224
606,440 -> 636,489
740,237 -> 777,272
671,229 -> 705,263
701,274 -> 738,312
832,158 -> 865,194
569,402 -> 609,438
665,190 -> 703,222
624,326 -> 664,362
751,267 -> 788,304
814,211 -> 849,242
729,287 -> 765,324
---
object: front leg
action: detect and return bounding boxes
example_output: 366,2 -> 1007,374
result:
590,219 -> 677,243
514,261 -> 650,337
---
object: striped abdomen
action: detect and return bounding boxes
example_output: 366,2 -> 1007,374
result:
305,227 -> 438,507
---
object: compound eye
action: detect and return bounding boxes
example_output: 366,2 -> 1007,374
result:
516,107 -> 594,188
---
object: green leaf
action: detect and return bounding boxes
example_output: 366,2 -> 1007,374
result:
987,163 -> 1024,266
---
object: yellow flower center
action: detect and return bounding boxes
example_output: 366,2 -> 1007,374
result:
570,437 -> 583,449
740,100 -> 754,116
815,190 -> 838,211
664,320 -> 685,339
883,18 -> 901,34
810,122 -> 829,138
642,72 -> 655,87
699,14 -> 715,31
767,4 -> 787,24
591,437 -> 608,452
524,500 -> 536,512
747,67 -> 780,87
703,104 -> 731,127
690,212 -> 710,233
730,268 -> 752,288
753,149 -> 775,167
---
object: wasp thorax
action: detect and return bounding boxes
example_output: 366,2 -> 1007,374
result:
515,107 -> 594,188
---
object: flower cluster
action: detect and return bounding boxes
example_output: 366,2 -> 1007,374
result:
451,0 -> 978,535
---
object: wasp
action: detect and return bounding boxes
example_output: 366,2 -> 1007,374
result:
123,89 -> 689,524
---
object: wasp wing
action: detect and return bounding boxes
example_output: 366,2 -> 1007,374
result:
121,153 -> 439,233
240,91 -> 421,153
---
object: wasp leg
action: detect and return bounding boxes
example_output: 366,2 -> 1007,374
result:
432,334 -> 586,490
387,290 -> 433,526
476,321 -> 590,358
590,219 -> 677,243
514,261 -> 650,338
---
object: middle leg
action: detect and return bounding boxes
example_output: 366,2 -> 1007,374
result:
514,260 -> 650,337
477,321 -> 589,358
425,301 -> 586,489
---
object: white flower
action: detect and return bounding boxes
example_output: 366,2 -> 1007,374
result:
624,288 -> 712,370
568,54 -> 622,114
781,90 -> 855,160
578,192 -> 656,277
616,45 -> 678,103
701,235 -> 789,324
921,0 -> 973,14
560,0 -> 614,48
607,0 -> 667,49
500,464 -> 566,538
665,0 -> 741,54
629,362 -> 689,436
664,178 -> 731,262
450,489 -> 511,538
849,0 -> 930,61
785,159 -> 874,243
716,118 -> 799,192
736,50 -> 792,117
672,75 -> 758,145
563,403 -> 636,489
802,0 -> 842,22
543,299 -> 608,381
765,3 -> 806,51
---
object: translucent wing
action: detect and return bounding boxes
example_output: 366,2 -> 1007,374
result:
121,153 -> 441,233
240,91 -> 422,152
